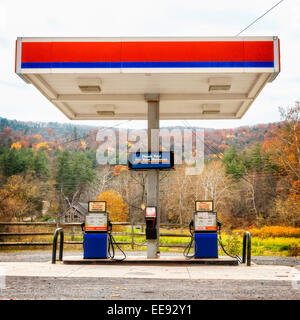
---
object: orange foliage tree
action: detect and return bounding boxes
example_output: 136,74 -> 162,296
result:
96,190 -> 128,223
113,165 -> 128,176
33,134 -> 43,140
262,102 -> 300,226
262,103 -> 300,181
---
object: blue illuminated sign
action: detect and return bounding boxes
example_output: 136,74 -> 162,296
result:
128,152 -> 174,170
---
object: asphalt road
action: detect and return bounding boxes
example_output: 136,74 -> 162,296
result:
1,276 -> 300,300
1,251 -> 300,300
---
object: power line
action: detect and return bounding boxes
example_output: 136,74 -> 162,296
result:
181,120 -> 223,160
59,120 -> 132,146
236,0 -> 284,36
180,120 -> 255,185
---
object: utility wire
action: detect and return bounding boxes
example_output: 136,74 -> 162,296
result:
180,121 -> 261,188
236,0 -> 284,36
181,120 -> 223,160
59,120 -> 132,146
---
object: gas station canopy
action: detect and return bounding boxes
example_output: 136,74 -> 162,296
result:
16,36 -> 280,120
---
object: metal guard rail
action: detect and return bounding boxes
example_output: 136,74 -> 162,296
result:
242,231 -> 251,266
50,227 -> 251,265
52,228 -> 64,264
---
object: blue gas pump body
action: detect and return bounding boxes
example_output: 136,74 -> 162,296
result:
83,233 -> 108,259
194,233 -> 218,258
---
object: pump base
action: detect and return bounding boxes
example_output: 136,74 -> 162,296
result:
194,233 -> 218,258
83,233 -> 108,259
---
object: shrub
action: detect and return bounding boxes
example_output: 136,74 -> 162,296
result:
287,243 -> 300,257
233,226 -> 300,238
220,234 -> 241,256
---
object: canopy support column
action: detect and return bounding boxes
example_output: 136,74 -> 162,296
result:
145,94 -> 160,258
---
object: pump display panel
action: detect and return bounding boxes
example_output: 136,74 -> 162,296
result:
194,211 -> 217,231
195,200 -> 214,212
128,152 -> 174,170
85,212 -> 108,232
145,206 -> 157,218
88,201 -> 106,213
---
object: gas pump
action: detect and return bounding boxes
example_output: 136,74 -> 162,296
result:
184,200 -> 242,262
83,201 -> 108,259
145,207 -> 157,240
82,201 -> 126,260
184,200 -> 218,258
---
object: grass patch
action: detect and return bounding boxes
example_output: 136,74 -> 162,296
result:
1,225 -> 299,257
250,237 -> 300,256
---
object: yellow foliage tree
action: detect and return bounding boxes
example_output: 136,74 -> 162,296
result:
35,141 -> 51,151
10,141 -> 22,150
96,190 -> 128,223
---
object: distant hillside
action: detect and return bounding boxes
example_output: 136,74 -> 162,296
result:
0,117 -> 281,156
0,117 -> 97,140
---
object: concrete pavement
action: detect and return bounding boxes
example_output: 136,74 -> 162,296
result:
1,257 -> 300,299
0,260 -> 300,282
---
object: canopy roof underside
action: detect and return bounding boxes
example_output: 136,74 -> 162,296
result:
16,36 -> 280,120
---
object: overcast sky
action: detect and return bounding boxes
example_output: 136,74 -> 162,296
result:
0,0 -> 299,129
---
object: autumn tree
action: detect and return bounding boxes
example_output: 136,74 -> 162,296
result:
114,170 -> 147,224
222,142 -> 279,224
0,173 -> 48,221
96,189 -> 128,223
160,167 -> 194,226
262,103 -> 300,226
262,103 -> 300,181
81,165 -> 115,202
194,161 -> 238,224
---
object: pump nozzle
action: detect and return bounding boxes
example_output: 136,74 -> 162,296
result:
189,219 -> 194,233
108,219 -> 112,233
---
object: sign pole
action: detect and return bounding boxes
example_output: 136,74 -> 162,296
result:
145,94 -> 160,258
